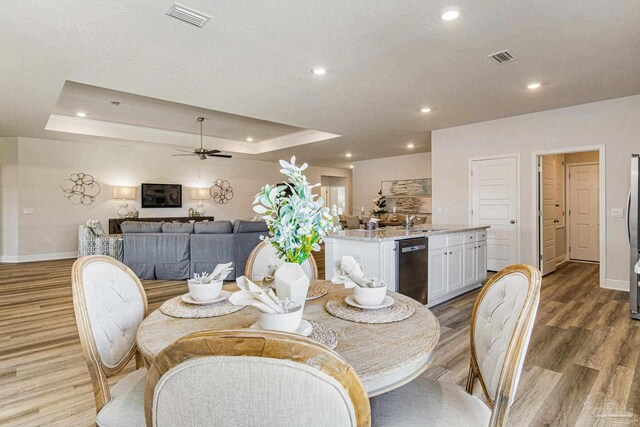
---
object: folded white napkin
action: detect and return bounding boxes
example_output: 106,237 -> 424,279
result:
210,262 -> 234,281
331,256 -> 385,288
229,276 -> 297,314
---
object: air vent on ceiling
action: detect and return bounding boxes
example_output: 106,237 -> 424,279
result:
488,50 -> 514,64
166,3 -> 211,27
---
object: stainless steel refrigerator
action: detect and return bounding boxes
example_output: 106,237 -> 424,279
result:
629,154 -> 640,319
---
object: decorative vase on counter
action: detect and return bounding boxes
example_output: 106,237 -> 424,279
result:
274,262 -> 310,309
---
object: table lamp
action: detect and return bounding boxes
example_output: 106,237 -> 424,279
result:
191,188 -> 209,215
113,186 -> 136,218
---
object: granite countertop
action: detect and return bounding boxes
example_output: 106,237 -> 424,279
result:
326,224 -> 490,242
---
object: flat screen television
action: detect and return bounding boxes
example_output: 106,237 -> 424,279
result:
141,183 -> 182,208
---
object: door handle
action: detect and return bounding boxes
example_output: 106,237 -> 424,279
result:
510,220 -> 516,224
629,188 -> 632,243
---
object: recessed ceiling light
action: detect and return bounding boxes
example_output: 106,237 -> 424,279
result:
420,107 -> 432,113
246,137 -> 254,142
349,165 -> 354,169
311,66 -> 327,76
440,7 -> 460,21
407,143 -> 415,149
345,152 -> 352,158
76,112 -> 86,117
527,82 -> 542,90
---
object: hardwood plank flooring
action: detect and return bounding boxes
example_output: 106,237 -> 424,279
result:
1,259 -> 638,426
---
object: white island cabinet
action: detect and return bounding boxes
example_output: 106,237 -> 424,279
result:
324,225 -> 489,307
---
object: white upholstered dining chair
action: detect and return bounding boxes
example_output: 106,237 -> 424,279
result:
371,264 -> 541,427
72,255 -> 148,427
244,241 -> 318,281
144,330 -> 371,427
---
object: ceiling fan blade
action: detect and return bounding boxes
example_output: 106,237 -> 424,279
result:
175,149 -> 196,153
208,154 -> 232,158
204,149 -> 221,154
172,154 -> 197,157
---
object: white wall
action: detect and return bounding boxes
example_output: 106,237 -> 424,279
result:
432,94 -> 640,290
352,152 -> 431,215
0,137 -> 20,260
0,137 -> 350,261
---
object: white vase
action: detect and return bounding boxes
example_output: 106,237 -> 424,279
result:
274,262 -> 310,309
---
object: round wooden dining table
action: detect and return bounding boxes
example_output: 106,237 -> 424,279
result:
136,281 -> 440,397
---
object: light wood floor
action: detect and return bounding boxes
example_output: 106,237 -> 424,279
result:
0,259 -> 637,426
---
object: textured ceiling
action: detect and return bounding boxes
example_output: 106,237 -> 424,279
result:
1,0 -> 639,167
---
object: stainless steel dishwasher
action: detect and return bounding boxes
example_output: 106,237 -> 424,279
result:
396,237 -> 429,304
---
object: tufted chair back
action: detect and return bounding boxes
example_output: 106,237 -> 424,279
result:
465,264 -> 541,427
72,255 -> 148,413
244,241 -> 318,282
144,330 -> 370,427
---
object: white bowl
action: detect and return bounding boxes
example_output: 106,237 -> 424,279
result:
187,279 -> 223,302
353,285 -> 387,306
258,305 -> 303,333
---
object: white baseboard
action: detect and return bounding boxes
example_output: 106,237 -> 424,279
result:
0,251 -> 77,263
603,278 -> 629,292
555,255 -> 568,265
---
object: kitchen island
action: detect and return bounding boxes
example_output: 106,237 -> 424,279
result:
325,225 -> 490,306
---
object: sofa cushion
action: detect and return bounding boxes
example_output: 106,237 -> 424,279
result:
190,234 -> 236,279
162,222 -> 194,234
121,221 -> 163,234
86,219 -> 106,237
123,233 -> 190,280
234,230 -> 268,278
233,220 -> 268,234
194,221 -> 233,234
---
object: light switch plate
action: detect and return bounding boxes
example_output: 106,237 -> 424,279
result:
612,208 -> 624,218
22,208 -> 34,215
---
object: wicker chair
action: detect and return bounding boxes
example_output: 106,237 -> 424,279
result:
78,220 -> 124,261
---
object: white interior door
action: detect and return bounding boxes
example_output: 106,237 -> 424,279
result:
471,156 -> 518,271
540,155 -> 557,275
567,164 -> 599,262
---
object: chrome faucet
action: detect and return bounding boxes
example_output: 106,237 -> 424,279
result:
403,215 -> 415,230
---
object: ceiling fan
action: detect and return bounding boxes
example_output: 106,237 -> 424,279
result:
172,117 -> 232,160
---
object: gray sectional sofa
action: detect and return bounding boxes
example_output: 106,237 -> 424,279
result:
121,220 -> 268,280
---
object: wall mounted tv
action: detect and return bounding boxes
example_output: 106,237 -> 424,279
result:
141,183 -> 182,208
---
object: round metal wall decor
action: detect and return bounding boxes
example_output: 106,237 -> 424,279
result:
60,173 -> 101,205
210,179 -> 233,204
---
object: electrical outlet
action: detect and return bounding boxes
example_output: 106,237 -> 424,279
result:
612,208 -> 624,218
22,208 -> 33,215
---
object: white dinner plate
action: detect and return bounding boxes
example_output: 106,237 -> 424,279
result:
345,295 -> 395,310
181,290 -> 231,305
250,319 -> 313,337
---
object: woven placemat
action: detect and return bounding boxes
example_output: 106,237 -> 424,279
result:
325,296 -> 415,324
307,320 -> 338,349
160,295 -> 245,319
306,282 -> 329,301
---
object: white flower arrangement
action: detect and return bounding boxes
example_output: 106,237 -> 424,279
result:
253,156 -> 339,264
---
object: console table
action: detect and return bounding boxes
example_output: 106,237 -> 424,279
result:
108,216 -> 215,234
